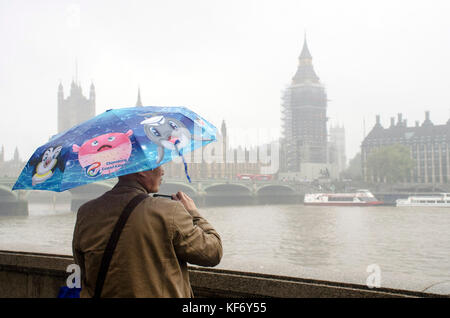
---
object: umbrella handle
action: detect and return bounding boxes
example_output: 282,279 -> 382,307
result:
174,141 -> 192,183
153,194 -> 174,200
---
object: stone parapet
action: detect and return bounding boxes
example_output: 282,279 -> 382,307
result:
0,250 -> 445,298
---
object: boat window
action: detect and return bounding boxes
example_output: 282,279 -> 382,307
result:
328,197 -> 354,202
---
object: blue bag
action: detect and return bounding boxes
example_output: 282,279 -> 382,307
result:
58,286 -> 81,298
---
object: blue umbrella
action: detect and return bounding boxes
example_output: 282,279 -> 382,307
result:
12,106 -> 217,192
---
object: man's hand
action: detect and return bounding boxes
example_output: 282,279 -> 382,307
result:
172,191 -> 197,213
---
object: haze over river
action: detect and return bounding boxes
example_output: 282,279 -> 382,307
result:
1,202 -> 449,294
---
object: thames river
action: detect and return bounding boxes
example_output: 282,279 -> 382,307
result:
1,202 -> 449,294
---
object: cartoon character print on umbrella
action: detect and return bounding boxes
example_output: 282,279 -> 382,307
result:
31,145 -> 65,186
140,114 -> 193,164
72,130 -> 133,177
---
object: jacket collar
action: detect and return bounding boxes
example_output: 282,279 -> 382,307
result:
112,178 -> 149,194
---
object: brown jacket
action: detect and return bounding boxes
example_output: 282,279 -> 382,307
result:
72,179 -> 222,298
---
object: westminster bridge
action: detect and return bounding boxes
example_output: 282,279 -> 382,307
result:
0,177 -> 310,215
2,176 -> 450,215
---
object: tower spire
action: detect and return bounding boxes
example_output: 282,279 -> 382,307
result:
221,119 -> 227,138
58,81 -> 64,104
89,81 -> 95,101
292,34 -> 319,84
13,146 -> 19,162
299,33 -> 312,60
136,87 -> 143,107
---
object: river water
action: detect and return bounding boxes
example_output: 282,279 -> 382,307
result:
1,202 -> 449,294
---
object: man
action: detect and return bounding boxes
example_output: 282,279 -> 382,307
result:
72,166 -> 223,297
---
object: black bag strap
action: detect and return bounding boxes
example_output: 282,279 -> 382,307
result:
94,193 -> 149,298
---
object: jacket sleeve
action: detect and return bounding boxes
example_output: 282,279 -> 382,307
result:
72,224 -> 86,290
172,203 -> 223,267
72,221 -> 82,266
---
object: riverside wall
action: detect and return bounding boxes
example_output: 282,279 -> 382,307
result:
0,250 -> 444,298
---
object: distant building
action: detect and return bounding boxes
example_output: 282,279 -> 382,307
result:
57,81 -> 96,133
361,111 -> 450,183
0,146 -> 25,178
280,36 -> 343,181
329,124 -> 347,174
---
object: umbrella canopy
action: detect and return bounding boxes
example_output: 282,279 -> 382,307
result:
12,106 -> 217,192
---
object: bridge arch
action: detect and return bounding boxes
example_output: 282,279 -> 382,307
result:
0,185 -> 17,201
0,185 -> 28,216
257,185 -> 296,196
204,183 -> 252,195
256,184 -> 299,204
158,183 -> 197,197
25,189 -> 72,203
204,183 -> 253,206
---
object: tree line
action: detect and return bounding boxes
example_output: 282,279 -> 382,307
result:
342,144 -> 415,183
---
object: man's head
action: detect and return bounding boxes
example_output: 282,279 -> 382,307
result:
119,166 -> 164,193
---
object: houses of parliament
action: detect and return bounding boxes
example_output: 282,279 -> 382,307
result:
2,37 -> 348,181
55,79 -> 261,181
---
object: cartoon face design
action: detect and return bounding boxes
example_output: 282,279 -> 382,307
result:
32,146 -> 63,186
72,130 -> 133,176
140,115 -> 191,164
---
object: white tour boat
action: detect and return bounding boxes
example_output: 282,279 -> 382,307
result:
396,193 -> 450,207
304,189 -> 384,206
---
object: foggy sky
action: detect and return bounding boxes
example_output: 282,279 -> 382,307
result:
1,0 -> 450,164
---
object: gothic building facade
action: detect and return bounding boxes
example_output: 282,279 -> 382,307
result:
0,146 -> 25,178
57,81 -> 96,133
362,111 -> 450,184
280,37 -> 344,180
